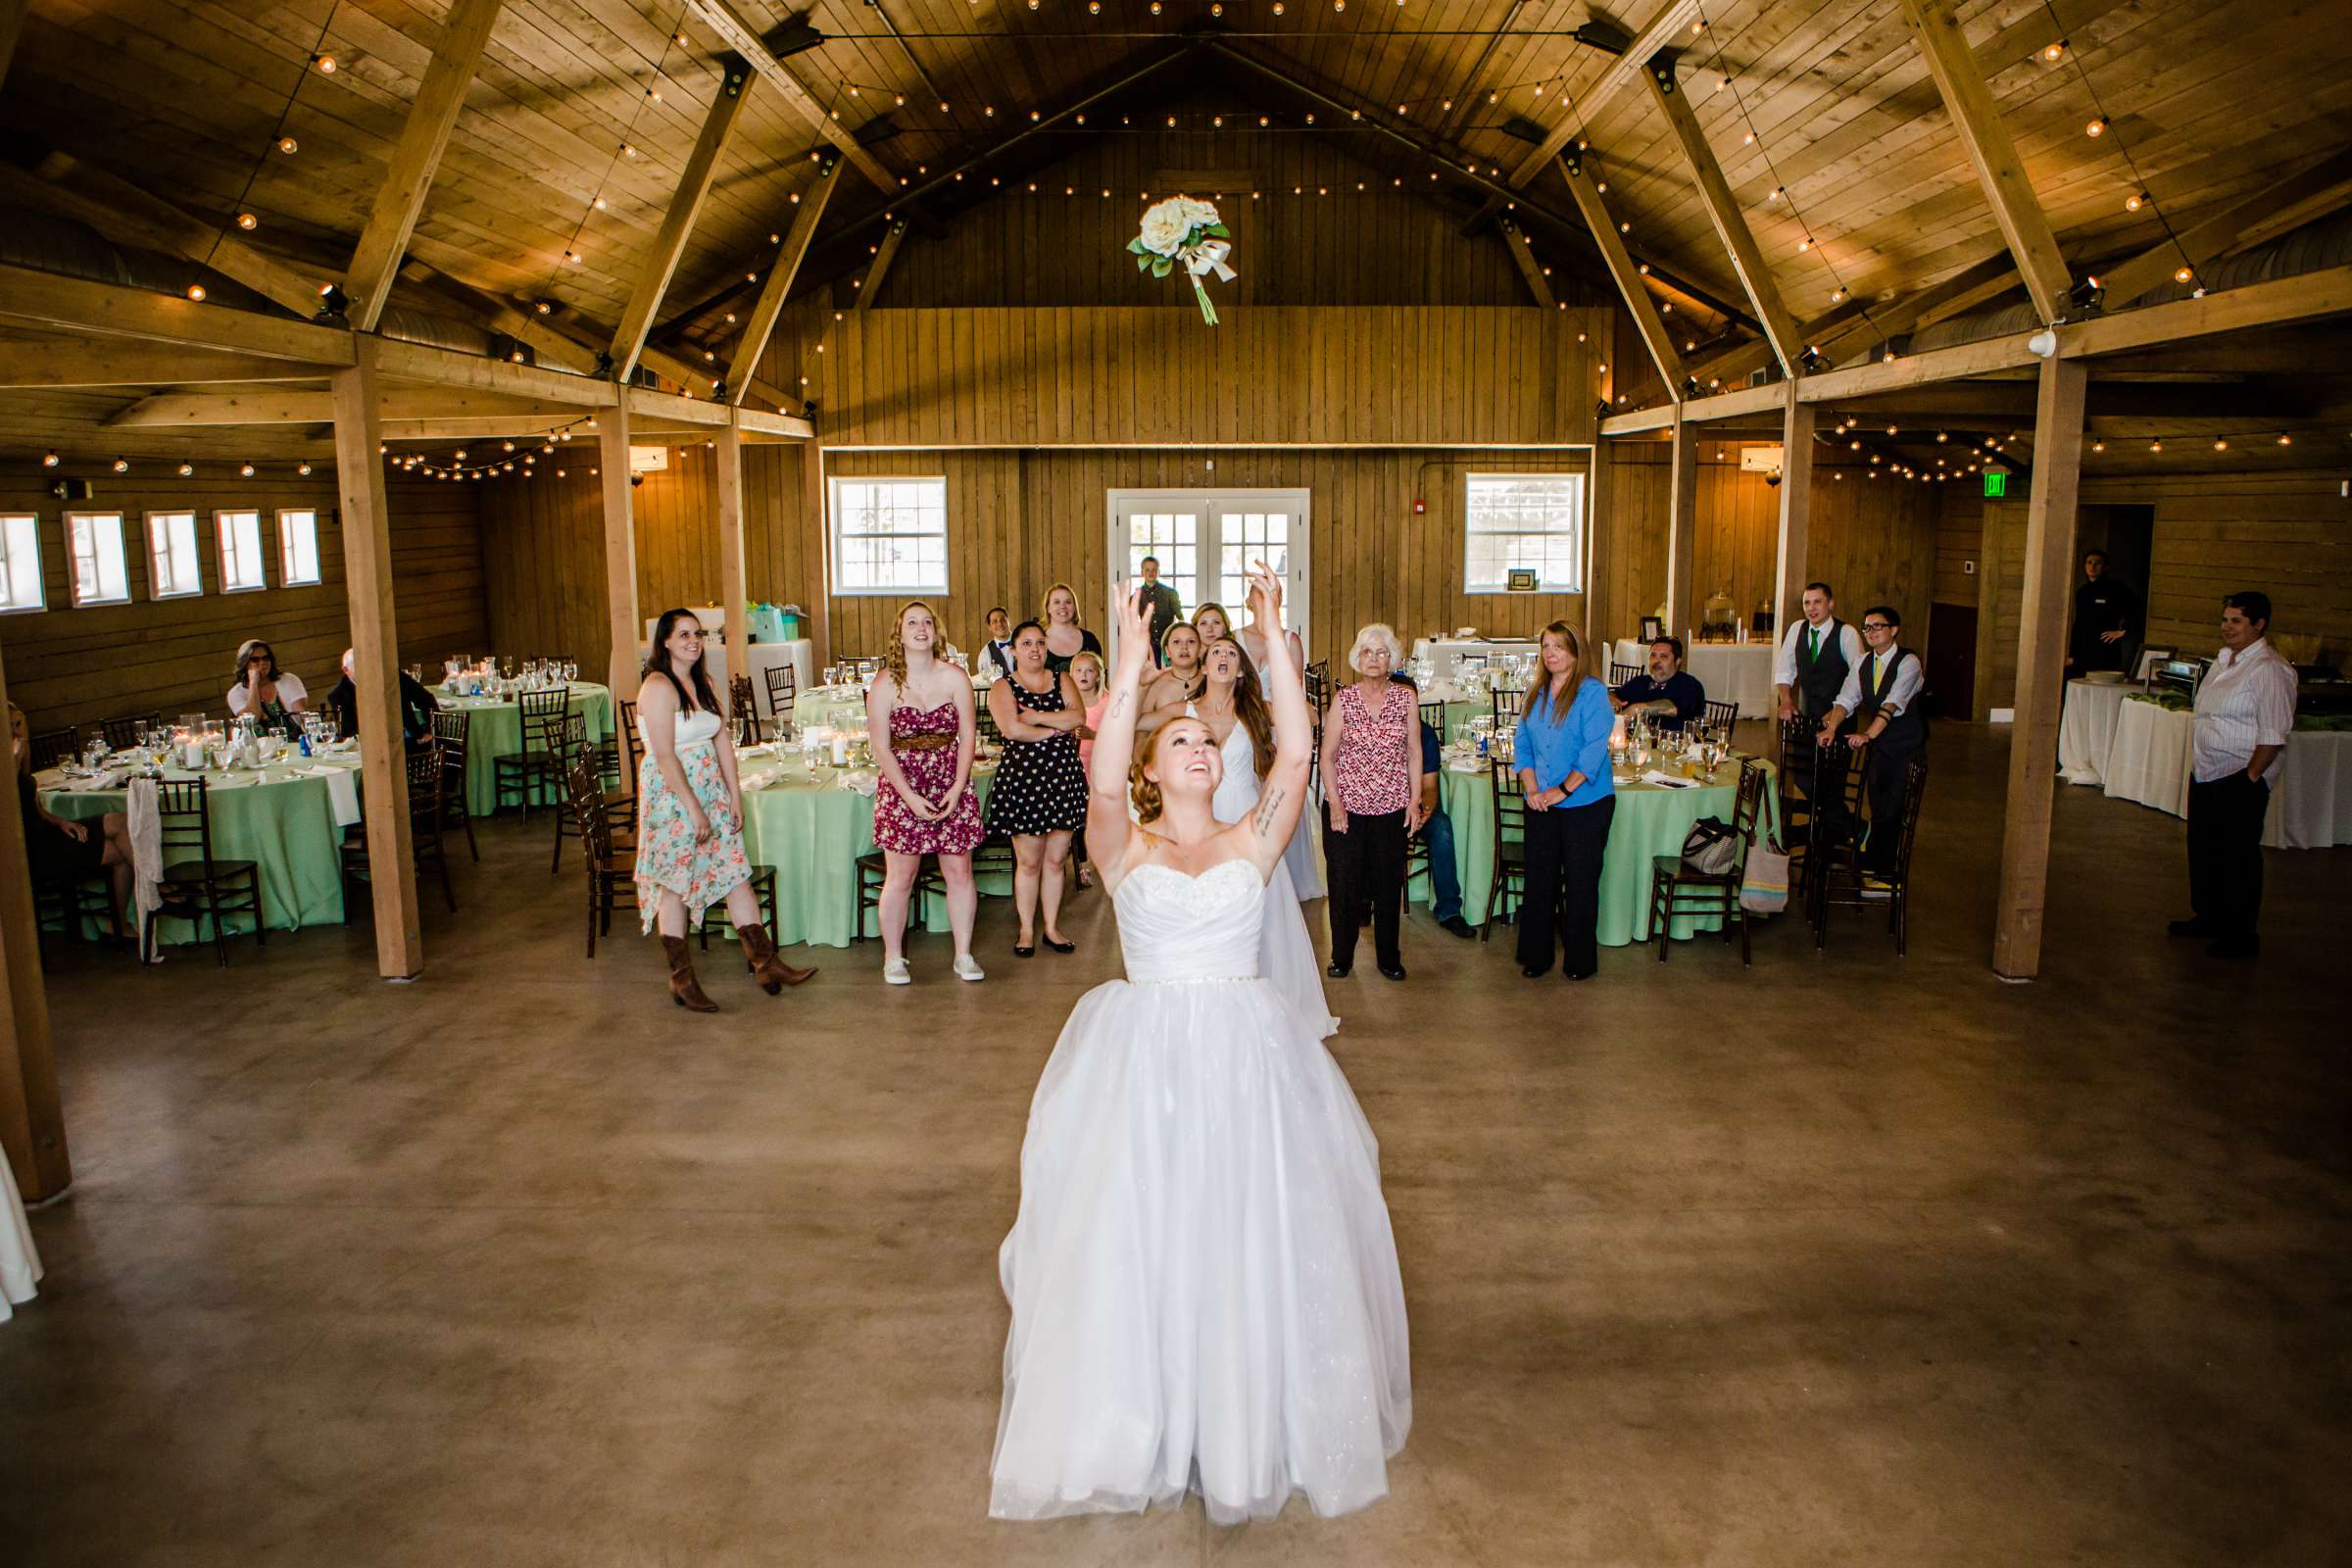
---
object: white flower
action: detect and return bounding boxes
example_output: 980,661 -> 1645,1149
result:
1177,196 -> 1221,232
1137,197 -> 1195,258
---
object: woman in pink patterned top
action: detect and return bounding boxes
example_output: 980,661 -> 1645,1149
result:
1317,623 -> 1427,981
867,601 -> 985,986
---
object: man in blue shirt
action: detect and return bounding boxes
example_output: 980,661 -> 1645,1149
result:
1612,637 -> 1707,731
1392,672 -> 1475,938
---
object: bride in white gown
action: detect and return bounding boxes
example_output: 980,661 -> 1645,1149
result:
1192,634 -> 1338,1040
992,566 -> 1410,1526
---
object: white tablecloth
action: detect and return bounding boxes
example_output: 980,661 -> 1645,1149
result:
1414,637 -> 1540,682
744,639 -> 814,721
1611,639 -> 1775,720
2058,679 -> 2132,785
2102,697 -> 2194,817
2094,695 -> 2350,849
1,1156 -> 41,1325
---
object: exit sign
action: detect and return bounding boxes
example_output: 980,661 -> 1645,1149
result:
1983,471 -> 2007,497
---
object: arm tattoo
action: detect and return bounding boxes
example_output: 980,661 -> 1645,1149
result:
1107,690 -> 1131,719
1251,786 -> 1287,839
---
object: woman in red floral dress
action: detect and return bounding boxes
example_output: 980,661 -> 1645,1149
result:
867,601 -> 986,985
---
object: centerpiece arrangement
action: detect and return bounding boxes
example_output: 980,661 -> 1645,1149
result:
1129,195 -> 1237,324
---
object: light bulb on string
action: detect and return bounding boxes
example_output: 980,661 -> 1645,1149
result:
277,135 -> 298,154
2085,118 -> 2106,137
2125,192 -> 2146,212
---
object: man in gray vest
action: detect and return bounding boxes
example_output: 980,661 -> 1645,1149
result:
1819,605 -> 1928,880
1774,581 -> 1863,722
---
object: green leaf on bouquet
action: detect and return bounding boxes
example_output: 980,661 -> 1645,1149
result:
1126,236 -> 1150,254
1135,254 -> 1153,271
1151,256 -> 1173,278
1202,222 -> 1231,238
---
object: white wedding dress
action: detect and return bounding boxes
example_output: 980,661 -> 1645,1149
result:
1,1155 -> 42,1325
1195,707 -> 1338,1038
990,857 -> 1412,1524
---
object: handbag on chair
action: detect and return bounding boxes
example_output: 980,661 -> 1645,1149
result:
1678,816 -> 1740,877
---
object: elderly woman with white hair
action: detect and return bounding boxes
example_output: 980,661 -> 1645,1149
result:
1318,622 -> 1425,981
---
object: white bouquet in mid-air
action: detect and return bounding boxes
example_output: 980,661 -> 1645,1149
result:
1128,195 -> 1237,324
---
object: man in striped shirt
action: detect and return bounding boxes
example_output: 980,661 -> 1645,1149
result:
2170,590 -> 2297,960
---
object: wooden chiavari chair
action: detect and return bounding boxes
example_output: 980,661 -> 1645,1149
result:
146,777 -> 266,966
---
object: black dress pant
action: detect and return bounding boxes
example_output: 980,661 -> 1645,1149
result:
2187,769 -> 2271,936
1326,808 -> 1405,971
1516,796 -> 1616,977
1861,738 -> 1923,875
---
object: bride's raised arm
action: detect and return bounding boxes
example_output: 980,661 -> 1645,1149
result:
1240,563 -> 1310,873
1085,582 -> 1154,881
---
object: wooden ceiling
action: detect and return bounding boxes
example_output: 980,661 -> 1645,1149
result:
4,0 -> 2352,431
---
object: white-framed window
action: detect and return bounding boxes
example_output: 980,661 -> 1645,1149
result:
145,511 -> 203,600
66,512 -> 129,606
828,475 -> 948,596
1463,472 -> 1587,594
276,508 -> 320,586
0,514 -> 44,612
1122,509 -> 1200,611
217,509 -> 266,592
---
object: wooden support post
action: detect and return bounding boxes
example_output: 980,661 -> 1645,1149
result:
1665,408 -> 1699,643
1992,355 -> 2087,979
1584,434 -> 1611,653
1498,219 -> 1557,310
0,644 -> 72,1202
343,0 -> 505,330
1771,386 -> 1816,637
599,407 -> 641,703
329,338 -> 422,979
803,442 -> 831,664
714,414 -> 749,715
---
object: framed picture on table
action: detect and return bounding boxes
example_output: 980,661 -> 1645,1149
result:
1639,616 -> 1664,644
2134,646 -> 2175,684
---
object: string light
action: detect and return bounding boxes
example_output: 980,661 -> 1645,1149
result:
277,136 -> 298,154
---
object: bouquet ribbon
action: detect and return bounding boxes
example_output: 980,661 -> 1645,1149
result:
1180,239 -> 1237,324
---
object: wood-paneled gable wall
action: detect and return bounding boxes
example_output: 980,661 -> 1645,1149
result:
1,466 -> 486,735
756,305 -> 1610,450
868,122 -> 1612,311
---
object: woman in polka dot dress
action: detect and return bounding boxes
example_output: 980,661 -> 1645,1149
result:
986,619 -> 1090,956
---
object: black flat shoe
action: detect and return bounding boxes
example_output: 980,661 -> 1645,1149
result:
1013,942 -> 1036,958
1564,967 -> 1595,982
1440,915 -> 1477,939
1325,962 -> 1351,979
1042,936 -> 1075,955
1377,962 -> 1406,981
1520,964 -> 1548,978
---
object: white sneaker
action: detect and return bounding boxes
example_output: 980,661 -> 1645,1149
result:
954,955 -> 985,982
882,956 -> 911,985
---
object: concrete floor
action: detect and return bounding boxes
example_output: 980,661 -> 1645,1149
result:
2,722 -> 2346,1566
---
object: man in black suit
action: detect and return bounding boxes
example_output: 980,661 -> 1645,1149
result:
1136,555 -> 1183,666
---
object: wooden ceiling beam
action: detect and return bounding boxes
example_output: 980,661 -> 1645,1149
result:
1897,0 -> 2074,324
0,160 -> 327,320
0,264 -> 352,362
611,61 -> 758,382
343,0 -> 505,331
1497,219 -> 1557,310
0,340 -> 336,388
1638,52 -> 1804,377
725,159 -> 839,406
1603,263 -> 2352,433
1552,155 -> 1683,388
109,387 -> 601,427
1507,0 -> 1704,187
854,220 -> 907,313
2089,149 -> 2352,311
680,0 -> 899,196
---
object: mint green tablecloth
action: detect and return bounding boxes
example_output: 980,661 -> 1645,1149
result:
437,683 -> 612,817
38,757 -> 366,942
1409,757 -> 1781,945
736,756 -> 1004,948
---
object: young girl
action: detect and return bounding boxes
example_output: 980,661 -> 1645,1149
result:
1067,650 -> 1106,888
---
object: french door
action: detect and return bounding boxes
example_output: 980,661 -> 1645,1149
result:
1103,488 -> 1310,662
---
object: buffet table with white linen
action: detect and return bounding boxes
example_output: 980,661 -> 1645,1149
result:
1612,639 -> 1775,720
2088,693 -> 2351,849
2057,677 -> 2133,786
1413,637 -> 1540,683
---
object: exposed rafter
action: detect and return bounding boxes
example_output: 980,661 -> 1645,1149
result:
1639,49 -> 1803,377
611,60 -> 757,381
1496,219 -> 1556,310
856,220 -> 908,313
2089,148 -> 2352,311
343,0 -> 505,330
1898,0 -> 2073,324
725,159 -> 839,405
1506,0 -> 1704,187
1551,153 -> 1683,388
681,0 -> 900,196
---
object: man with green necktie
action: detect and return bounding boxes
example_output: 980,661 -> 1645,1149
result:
1773,581 -> 1864,722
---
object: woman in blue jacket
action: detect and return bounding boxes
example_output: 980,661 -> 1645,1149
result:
1514,621 -> 1617,980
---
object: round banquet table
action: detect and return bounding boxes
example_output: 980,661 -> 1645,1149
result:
435,682 -> 612,818
2100,695 -> 2194,817
1613,638 -> 1775,719
37,752 -> 367,941
2057,678 -> 2133,786
735,749 -> 1006,948
1409,755 -> 1781,945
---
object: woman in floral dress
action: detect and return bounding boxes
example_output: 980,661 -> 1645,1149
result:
867,601 -> 986,985
986,620 -> 1089,956
636,608 -> 814,1010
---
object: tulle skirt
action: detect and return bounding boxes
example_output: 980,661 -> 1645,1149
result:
991,974 -> 1411,1525
1260,862 -> 1337,1040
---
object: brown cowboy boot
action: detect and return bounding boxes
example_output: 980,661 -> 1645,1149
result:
662,935 -> 719,1012
739,921 -> 816,993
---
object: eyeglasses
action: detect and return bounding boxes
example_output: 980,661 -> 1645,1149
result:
1861,622 -> 1892,632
